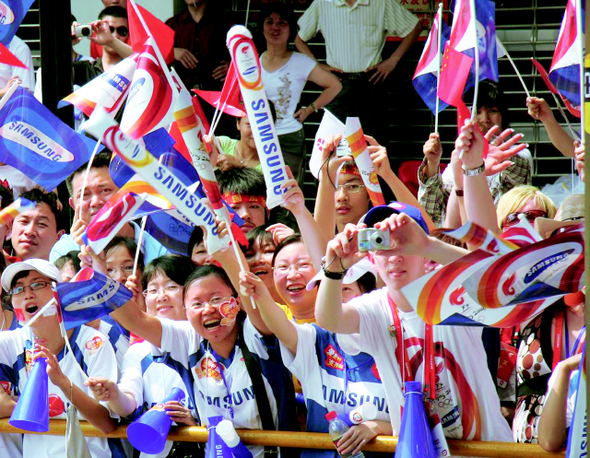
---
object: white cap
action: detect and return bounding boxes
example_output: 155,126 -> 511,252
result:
306,258 -> 376,291
1,258 -> 62,292
216,419 -> 240,448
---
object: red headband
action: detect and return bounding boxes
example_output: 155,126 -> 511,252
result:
222,192 -> 267,208
338,162 -> 361,177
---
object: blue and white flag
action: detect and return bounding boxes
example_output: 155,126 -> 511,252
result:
0,0 -> 35,45
0,88 -> 102,190
56,268 -> 132,330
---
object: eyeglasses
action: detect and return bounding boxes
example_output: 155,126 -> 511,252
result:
186,296 -> 233,310
335,183 -> 365,194
143,285 -> 181,298
107,264 -> 134,277
273,261 -> 314,275
502,209 -> 548,228
109,26 -> 129,37
10,281 -> 51,296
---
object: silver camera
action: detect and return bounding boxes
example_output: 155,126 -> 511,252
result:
336,138 -> 352,157
74,25 -> 92,38
358,228 -> 390,252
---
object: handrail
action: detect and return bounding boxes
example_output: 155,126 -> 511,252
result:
0,419 -> 565,457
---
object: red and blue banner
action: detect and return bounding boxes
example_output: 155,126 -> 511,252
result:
412,7 -> 450,114
56,268 -> 133,330
0,87 -> 102,190
549,0 -> 584,115
81,192 -> 146,255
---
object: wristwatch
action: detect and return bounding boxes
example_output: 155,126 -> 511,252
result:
320,256 -> 347,280
462,163 -> 485,177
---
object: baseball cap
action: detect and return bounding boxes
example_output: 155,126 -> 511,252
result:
535,194 -> 584,239
359,201 -> 430,235
1,258 -> 62,292
306,258 -> 377,291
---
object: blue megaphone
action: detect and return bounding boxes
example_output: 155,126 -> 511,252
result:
217,419 -> 253,458
395,381 -> 437,458
9,357 -> 49,432
127,387 -> 185,454
207,416 -> 233,458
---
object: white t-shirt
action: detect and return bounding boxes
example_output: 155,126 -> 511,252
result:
158,317 -> 297,458
118,340 -> 194,458
0,325 -> 123,457
261,52 -> 316,136
281,323 -> 389,454
342,287 -> 513,442
0,37 -> 34,92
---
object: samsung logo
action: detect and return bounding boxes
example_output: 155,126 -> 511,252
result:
524,249 -> 574,283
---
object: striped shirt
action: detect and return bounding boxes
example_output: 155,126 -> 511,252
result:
297,0 -> 419,73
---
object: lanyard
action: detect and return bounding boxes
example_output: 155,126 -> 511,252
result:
552,311 -> 565,371
569,326 -> 586,358
388,295 -> 435,400
209,345 -> 235,420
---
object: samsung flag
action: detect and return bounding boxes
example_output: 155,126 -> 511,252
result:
56,268 -> 133,330
0,88 -> 102,190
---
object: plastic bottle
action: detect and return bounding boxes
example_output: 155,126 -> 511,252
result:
325,411 -> 365,458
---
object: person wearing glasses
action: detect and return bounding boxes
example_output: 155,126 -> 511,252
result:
0,259 -> 122,457
87,255 -> 198,458
73,6 -> 134,87
109,257 -> 300,458
496,186 -> 557,236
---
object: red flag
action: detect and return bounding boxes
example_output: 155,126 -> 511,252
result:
194,62 -> 246,117
168,122 -> 193,163
192,95 -> 211,132
120,38 -> 175,139
438,46 -> 473,108
0,42 -> 25,68
127,0 -> 175,64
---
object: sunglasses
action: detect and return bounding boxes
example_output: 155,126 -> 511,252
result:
109,26 -> 128,37
502,209 -> 548,228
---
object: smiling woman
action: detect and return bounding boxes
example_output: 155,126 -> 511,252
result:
0,259 -> 121,457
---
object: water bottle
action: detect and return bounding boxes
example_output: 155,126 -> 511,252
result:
325,411 -> 365,458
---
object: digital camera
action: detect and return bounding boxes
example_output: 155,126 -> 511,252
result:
357,228 -> 390,252
74,25 -> 92,38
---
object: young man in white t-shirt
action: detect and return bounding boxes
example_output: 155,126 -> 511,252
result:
316,198 -> 513,442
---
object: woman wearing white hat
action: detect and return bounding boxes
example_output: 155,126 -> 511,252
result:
0,259 -> 122,457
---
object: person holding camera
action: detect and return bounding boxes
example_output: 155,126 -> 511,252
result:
73,6 -> 133,87
315,197 -> 513,442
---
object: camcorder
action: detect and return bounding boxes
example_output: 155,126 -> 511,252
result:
357,228 -> 390,252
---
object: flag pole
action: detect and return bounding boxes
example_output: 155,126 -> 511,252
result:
497,39 -> 531,98
576,0 -> 584,146
434,2 -> 443,134
0,80 -> 19,112
132,215 -> 148,278
469,0 -> 479,121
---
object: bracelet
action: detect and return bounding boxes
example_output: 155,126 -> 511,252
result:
310,101 -> 318,112
462,163 -> 485,177
455,188 -> 464,197
321,256 -> 347,280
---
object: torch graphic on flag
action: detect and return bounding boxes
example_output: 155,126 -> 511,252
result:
344,117 -> 386,206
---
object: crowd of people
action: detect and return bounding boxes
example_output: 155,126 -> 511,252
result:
0,0 -> 585,457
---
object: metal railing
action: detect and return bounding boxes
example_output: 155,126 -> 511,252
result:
0,419 -> 566,457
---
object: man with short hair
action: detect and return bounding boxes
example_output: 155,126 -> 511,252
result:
49,151 -> 168,263
216,167 -> 269,235
10,189 -> 65,262
75,6 -> 133,86
295,0 -> 422,136
316,202 -> 513,442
